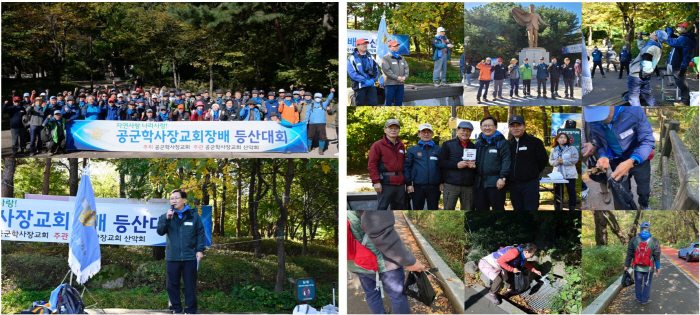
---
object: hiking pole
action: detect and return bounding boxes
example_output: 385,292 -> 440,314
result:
332,282 -> 338,308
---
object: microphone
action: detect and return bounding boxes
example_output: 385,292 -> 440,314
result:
168,205 -> 174,219
640,32 -> 650,36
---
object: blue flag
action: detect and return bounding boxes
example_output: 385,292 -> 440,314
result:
376,13 -> 389,66
68,173 -> 101,284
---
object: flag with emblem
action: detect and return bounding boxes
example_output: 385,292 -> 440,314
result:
68,171 -> 101,284
376,12 -> 389,84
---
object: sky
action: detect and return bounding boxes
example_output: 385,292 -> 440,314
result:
464,2 -> 582,27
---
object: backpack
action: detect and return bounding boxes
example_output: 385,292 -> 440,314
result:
633,236 -> 655,267
347,220 -> 378,273
491,245 -> 525,268
54,284 -> 85,314
19,301 -> 52,314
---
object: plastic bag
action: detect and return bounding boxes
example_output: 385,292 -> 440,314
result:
403,270 -> 436,306
608,176 -> 638,210
622,270 -> 635,288
513,269 -> 531,294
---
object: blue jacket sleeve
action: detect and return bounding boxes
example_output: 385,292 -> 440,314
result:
665,36 -> 694,69
305,104 -> 312,122
433,37 -> 447,50
630,107 -> 655,163
347,55 -> 368,83
403,147 -> 415,185
323,93 -> 334,107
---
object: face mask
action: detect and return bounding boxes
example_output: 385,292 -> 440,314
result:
314,97 -> 322,102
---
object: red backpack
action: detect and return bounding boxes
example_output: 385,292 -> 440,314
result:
347,220 -> 378,272
633,237 -> 654,267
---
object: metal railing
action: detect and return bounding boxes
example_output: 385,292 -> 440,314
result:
658,119 -> 699,210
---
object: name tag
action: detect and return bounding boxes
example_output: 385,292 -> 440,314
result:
620,129 -> 634,139
392,62 -> 398,64
519,146 -> 528,151
489,149 -> 497,153
184,222 -> 193,226
430,156 -> 438,160
399,150 -> 404,154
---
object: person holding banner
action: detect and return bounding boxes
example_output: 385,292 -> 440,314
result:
432,27 -> 454,87
348,38 -> 379,106
158,189 -> 205,315
381,40 -> 409,106
438,121 -> 477,210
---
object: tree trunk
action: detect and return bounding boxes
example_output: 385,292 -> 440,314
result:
220,179 -> 227,237
249,159 -> 262,258
602,210 -> 628,245
626,209 -> 643,243
172,59 -> 178,90
69,158 -> 79,196
212,179 -> 219,236
588,26 -> 593,46
592,210 -> 608,246
413,36 -> 421,54
617,3 -> 636,45
43,158 -> 51,195
208,62 -> 214,96
119,171 -> 126,198
2,158 -> 17,198
483,106 -> 491,118
274,159 -> 295,293
302,219 -> 307,256
540,106 -> 549,145
270,3 -> 293,68
236,160 -> 243,238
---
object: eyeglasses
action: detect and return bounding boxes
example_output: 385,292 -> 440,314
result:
482,124 -> 495,128
170,197 -> 182,200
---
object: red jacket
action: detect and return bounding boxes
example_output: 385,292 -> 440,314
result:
368,135 -> 406,185
497,248 -> 536,273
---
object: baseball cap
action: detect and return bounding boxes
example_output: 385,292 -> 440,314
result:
117,93 -> 124,98
641,222 -> 651,229
23,93 -> 30,97
678,22 -> 691,28
384,119 -> 400,128
388,40 -> 399,46
12,96 -> 21,102
437,27 -> 446,32
508,115 -> 525,125
50,96 -> 57,100
293,91 -> 300,95
278,89 -> 285,93
305,92 -> 313,97
314,93 -> 322,98
356,38 -> 369,45
146,109 -> 153,113
40,92 -> 46,96
418,123 -> 433,132
268,92 -> 276,96
251,90 -> 259,94
216,89 -> 222,94
584,107 -> 612,122
160,106 -> 168,110
54,110 -> 62,115
457,121 -> 474,130
177,104 -> 185,109
196,101 -> 205,107
169,89 -> 176,92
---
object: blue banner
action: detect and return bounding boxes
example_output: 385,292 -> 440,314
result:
65,120 -> 308,153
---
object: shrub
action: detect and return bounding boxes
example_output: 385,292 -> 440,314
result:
1,254 -> 69,290
287,256 -> 338,284
581,245 -> 626,307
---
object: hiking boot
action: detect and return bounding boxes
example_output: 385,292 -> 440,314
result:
308,146 -> 313,152
602,75 -> 606,78
477,99 -> 482,104
642,300 -> 651,305
656,76 -> 661,80
498,96 -> 504,99
510,96 -> 514,99
11,151 -> 16,157
537,95 -> 541,98
543,95 -> 548,99
487,293 -> 501,305
318,147 -> 324,155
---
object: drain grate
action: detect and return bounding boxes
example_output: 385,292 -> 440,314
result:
517,278 -> 565,311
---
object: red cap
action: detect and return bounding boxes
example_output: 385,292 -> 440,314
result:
388,40 -> 399,46
678,22 -> 691,28
12,96 -> 20,102
356,38 -> 369,45
136,88 -> 143,93
497,57 -> 503,62
108,98 -> 116,103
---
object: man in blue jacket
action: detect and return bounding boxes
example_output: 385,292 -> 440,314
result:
348,38 -> 379,105
591,46 -> 605,78
404,123 -> 442,210
665,22 -> 698,106
305,89 -> 335,155
619,44 -> 632,79
61,95 -> 82,121
157,189 -> 205,315
535,57 -> 549,98
432,27 -> 454,87
584,106 -> 655,210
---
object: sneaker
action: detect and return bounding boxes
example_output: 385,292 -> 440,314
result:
30,152 -> 35,157
544,95 -> 548,99
642,300 -> 652,305
603,75 -> 606,78
582,188 -> 589,200
434,82 -> 440,87
477,99 -> 482,104
618,76 -> 622,79
537,95 -> 541,98
487,293 -> 501,305
333,153 -> 339,156
552,96 -> 557,100
440,81 -> 447,86
657,76 -> 661,80
510,96 -> 514,99
318,147 -> 324,155
48,152 -> 55,156
498,96 -> 503,99
483,97 -> 488,102
11,152 -> 17,157
642,205 -> 652,210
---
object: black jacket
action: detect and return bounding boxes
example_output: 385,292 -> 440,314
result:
220,106 -> 241,121
157,206 -> 206,261
3,104 -> 27,129
475,133 -> 511,188
507,132 -> 549,184
548,63 -> 561,79
492,64 -> 507,80
561,63 -> 576,80
438,137 -> 477,187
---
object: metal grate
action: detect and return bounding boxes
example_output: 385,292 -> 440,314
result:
517,278 -> 565,311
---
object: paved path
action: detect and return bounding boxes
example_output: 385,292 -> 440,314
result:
662,245 -> 699,283
347,211 -> 453,314
1,128 -> 339,159
463,277 -> 508,314
462,78 -> 582,106
604,249 -> 699,314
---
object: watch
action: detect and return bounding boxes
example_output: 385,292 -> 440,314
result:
632,159 -> 639,166
500,178 -> 506,182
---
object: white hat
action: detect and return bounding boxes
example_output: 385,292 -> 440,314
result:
40,92 -> 46,96
418,123 -> 433,132
117,93 -> 124,98
437,27 -> 446,32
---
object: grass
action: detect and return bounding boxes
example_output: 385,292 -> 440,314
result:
405,211 -> 464,276
581,245 -> 627,308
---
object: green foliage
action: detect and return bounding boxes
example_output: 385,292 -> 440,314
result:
0,78 -> 82,110
405,211 -> 464,277
548,266 -> 582,314
581,245 -> 626,308
1,254 -> 68,290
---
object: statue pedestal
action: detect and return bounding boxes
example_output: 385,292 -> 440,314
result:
519,48 -> 549,76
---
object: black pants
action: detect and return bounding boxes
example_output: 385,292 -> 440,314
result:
11,128 -> 26,153
554,178 -> 577,210
475,186 -> 506,211
592,61 -> 605,77
477,80 -> 490,99
611,158 -> 651,208
308,123 -> 327,141
509,177 -> 540,210
619,61 -> 630,77
335,127 -> 339,149
377,184 -> 405,210
490,271 -> 514,294
537,79 -> 547,96
550,77 -> 559,96
563,78 -> 575,98
166,260 -> 198,314
355,86 -> 378,106
673,68 -> 690,105
47,137 -> 66,154
522,79 -> 531,95
411,184 -> 441,210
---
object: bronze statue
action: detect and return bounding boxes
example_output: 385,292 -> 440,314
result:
511,4 -> 550,48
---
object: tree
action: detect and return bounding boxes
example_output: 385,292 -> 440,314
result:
43,158 -> 51,195
2,158 -> 17,198
592,210 -> 608,245
272,159 -> 295,292
69,158 -> 79,196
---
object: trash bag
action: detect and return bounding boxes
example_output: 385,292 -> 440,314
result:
622,270 -> 635,288
608,176 -> 638,210
403,270 -> 436,306
512,269 -> 531,294
586,156 -> 608,185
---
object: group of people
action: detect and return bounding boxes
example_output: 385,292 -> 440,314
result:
367,117 -> 579,211
592,22 -> 697,106
2,83 -> 338,156
461,56 -> 581,103
348,26 -> 454,106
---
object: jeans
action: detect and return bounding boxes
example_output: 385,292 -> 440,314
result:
627,75 -> 657,106
377,184 -> 405,210
492,79 -> 504,97
563,78 -> 575,98
475,186 -> 506,211
554,178 -> 577,211
411,184 -> 441,210
672,68 -> 690,105
592,61 -> 605,76
611,158 -> 651,208
522,79 -> 531,95
166,260 -> 198,314
356,268 -> 411,314
443,183 -> 474,210
465,73 -> 472,85
433,54 -> 448,83
509,177 -> 540,210
477,80 -> 490,99
634,270 -> 654,303
29,125 -> 43,154
11,128 -> 26,153
509,78 -> 520,96
384,85 -> 405,106
537,79 -> 547,96
355,86 -> 378,106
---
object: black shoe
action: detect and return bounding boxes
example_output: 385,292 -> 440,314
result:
537,95 -> 541,98
552,97 -> 556,100
11,152 -> 17,157
477,99 -> 482,104
603,75 -> 606,78
618,77 -> 622,79
483,97 -> 488,102
498,96 -> 503,99
544,95 -> 548,99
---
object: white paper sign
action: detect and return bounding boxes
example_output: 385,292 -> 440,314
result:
463,149 -> 477,161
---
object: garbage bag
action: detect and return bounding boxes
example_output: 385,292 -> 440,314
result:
622,270 -> 635,288
403,270 -> 436,306
513,269 -> 531,294
608,176 -> 638,210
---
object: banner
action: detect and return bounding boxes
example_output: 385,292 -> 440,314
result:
562,43 -> 583,54
347,30 -> 410,55
65,120 -> 308,152
1,198 -> 212,247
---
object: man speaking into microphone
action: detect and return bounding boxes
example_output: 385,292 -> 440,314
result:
157,189 -> 205,314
